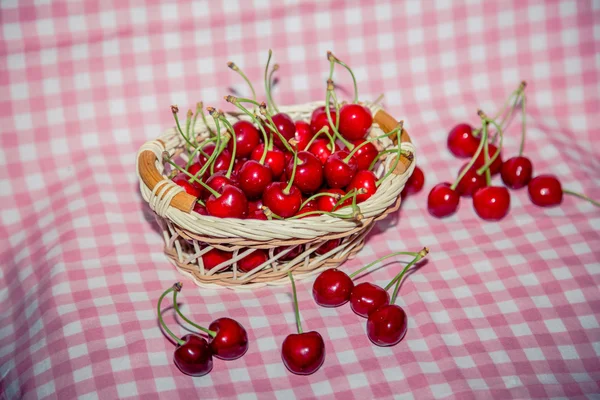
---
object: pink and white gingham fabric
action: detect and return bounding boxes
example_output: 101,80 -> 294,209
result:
1,1 -> 599,399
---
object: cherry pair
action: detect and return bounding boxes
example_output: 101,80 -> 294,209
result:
157,283 -> 248,376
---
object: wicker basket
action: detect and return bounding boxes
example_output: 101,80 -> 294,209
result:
136,101 -> 415,289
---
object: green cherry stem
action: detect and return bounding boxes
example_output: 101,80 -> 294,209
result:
300,192 -> 341,209
190,102 -> 202,146
185,109 -> 193,156
304,126 -> 334,152
388,247 -> 429,304
450,119 -> 488,191
519,93 -> 527,156
197,102 -> 215,137
376,125 -> 406,187
348,251 -> 420,280
223,96 -> 271,164
172,289 -> 216,338
184,137 -> 216,170
268,63 -> 280,113
482,121 -> 492,186
326,82 -> 353,150
219,116 -> 237,179
327,51 -> 358,103
264,50 -> 276,114
284,149 -> 299,195
166,158 -> 219,198
476,114 -> 503,176
171,105 -> 198,152
157,283 -> 185,346
288,272 -> 303,334
228,61 -> 257,103
562,190 -> 600,207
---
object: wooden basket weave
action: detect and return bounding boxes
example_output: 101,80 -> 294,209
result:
136,101 -> 415,289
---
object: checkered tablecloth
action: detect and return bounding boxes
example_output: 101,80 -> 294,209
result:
1,1 -> 599,399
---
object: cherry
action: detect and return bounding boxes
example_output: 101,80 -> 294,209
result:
248,199 -> 264,214
338,104 -> 372,141
208,317 -> 249,360
324,150 -> 358,188
228,120 -> 261,159
202,248 -> 233,270
238,249 -> 268,273
310,106 -> 336,136
366,305 -> 407,347
315,239 -> 341,255
528,175 -> 563,207
187,162 -> 204,179
295,121 -> 314,151
193,202 -> 208,215
455,163 -> 486,197
501,156 -> 533,189
316,188 -> 345,212
308,138 -> 340,165
232,158 -> 246,177
427,182 -> 460,218
173,174 -> 201,198
350,139 -> 378,171
347,170 -> 377,203
401,165 -> 425,196
270,113 -> 296,149
312,269 -> 354,307
284,151 -> 323,195
275,245 -> 303,261
262,182 -> 302,218
200,145 -> 232,174
474,143 -> 502,175
350,282 -> 389,318
447,123 -> 479,158
206,184 -> 248,219
202,171 -> 236,201
282,272 -> 325,375
297,199 -> 318,216
247,209 -> 268,220
238,160 -> 273,199
473,186 -> 511,220
251,144 -> 285,179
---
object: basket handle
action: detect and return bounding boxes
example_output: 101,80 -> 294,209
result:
373,109 -> 413,175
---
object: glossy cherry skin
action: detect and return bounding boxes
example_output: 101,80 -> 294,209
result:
297,199 -> 318,217
187,162 -> 204,181
447,123 -> 479,158
427,183 -> 460,218
401,165 -> 425,196
251,144 -> 286,179
350,282 -> 390,318
173,174 -> 202,198
232,158 -> 246,178
501,156 -> 533,189
473,186 -> 511,221
202,171 -> 236,201
312,269 -> 353,307
206,184 -> 248,219
316,188 -> 346,212
202,248 -> 233,270
275,245 -> 303,261
262,182 -> 302,218
324,151 -> 358,188
270,113 -> 296,149
315,239 -> 341,255
338,104 -> 373,141
173,334 -> 213,377
201,145 -> 232,174
193,202 -> 208,215
528,175 -> 563,207
208,317 -> 249,360
474,143 -> 503,175
247,209 -> 268,220
455,163 -> 486,197
281,331 -> 325,375
247,199 -> 263,214
347,170 -> 377,203
238,160 -> 273,199
350,139 -> 379,171
238,249 -> 268,272
229,120 -> 261,159
295,121 -> 314,151
310,106 -> 336,136
308,139 -> 340,165
285,151 -> 323,195
366,305 -> 408,347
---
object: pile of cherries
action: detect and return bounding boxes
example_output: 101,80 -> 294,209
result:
167,50 -> 409,226
428,81 -> 599,220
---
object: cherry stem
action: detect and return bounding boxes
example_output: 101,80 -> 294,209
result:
334,189 -> 357,210
268,63 -> 280,113
228,61 -> 256,103
328,51 -> 358,103
208,113 -> 225,176
305,126 -> 334,152
563,189 -> 600,207
287,209 -> 360,220
284,149 -> 299,194
288,272 -> 303,334
157,283 -> 185,346
519,93 -> 527,156
373,93 -> 385,106
185,109 -> 193,155
376,125 -> 404,187
327,86 -> 353,150
219,117 -> 237,179
388,247 -> 429,304
349,251 -> 419,279
264,50 -> 278,114
171,106 -> 198,153
190,102 -> 202,145
342,132 -> 394,164
185,137 -> 216,170
198,102 -> 215,137
450,118 -> 488,191
300,192 -> 340,209
167,159 -> 219,198
475,116 -> 503,177
172,289 -> 217,338
224,96 -> 270,164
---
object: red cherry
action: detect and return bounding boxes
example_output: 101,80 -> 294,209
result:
312,269 -> 354,307
501,156 -> 533,189
251,144 -> 285,179
228,120 -> 261,159
366,305 -> 408,346
350,282 -> 390,318
173,334 -> 213,376
201,145 -> 232,174
248,199 -> 264,214
297,199 -> 318,217
208,317 -> 249,360
232,158 -> 246,177
275,245 -> 303,261
347,170 -> 377,203
262,182 -> 302,218
285,151 -> 323,195
282,331 -> 325,375
402,165 -> 425,196
472,186 -> 511,220
173,174 -> 201,198
238,249 -> 268,273
187,162 -> 204,179
201,248 -> 233,270
315,239 -> 341,255
308,139 -> 340,165
310,106 -> 336,136
238,160 -> 273,199
324,150 -> 358,188
338,104 -> 373,141
202,171 -> 235,201
528,175 -> 563,207
350,139 -> 378,171
427,183 -> 460,218
193,203 -> 208,215
295,121 -> 314,151
316,188 -> 345,212
247,209 -> 268,220
270,113 -> 296,149
455,163 -> 486,197
447,124 -> 479,158
474,143 -> 503,175
206,184 -> 248,219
